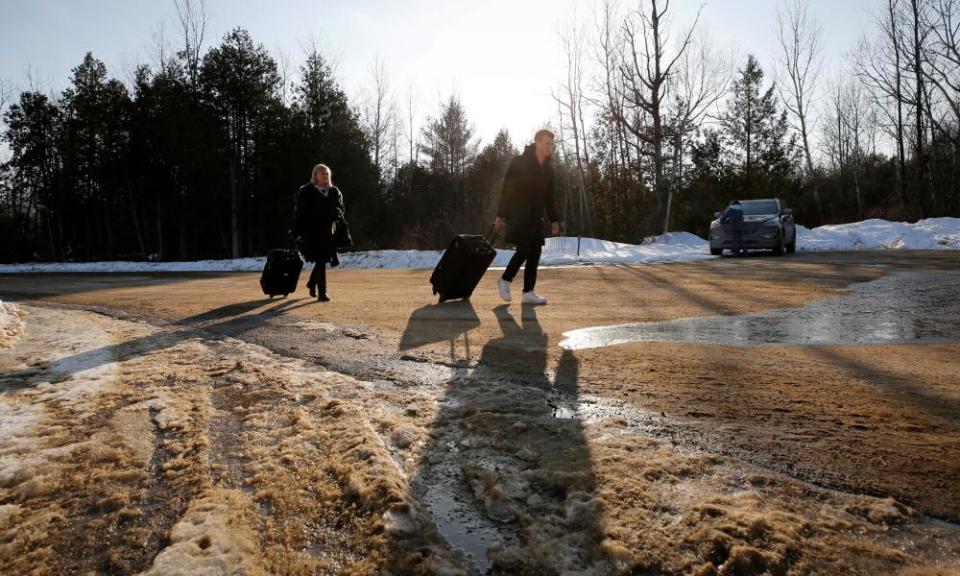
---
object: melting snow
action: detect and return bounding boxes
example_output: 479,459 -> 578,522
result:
0,218 -> 957,273
0,301 -> 27,349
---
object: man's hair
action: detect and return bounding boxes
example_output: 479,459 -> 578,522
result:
534,129 -> 555,141
732,200 -> 741,205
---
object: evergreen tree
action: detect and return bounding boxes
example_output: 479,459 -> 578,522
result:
201,28 -> 280,258
420,95 -> 479,177
718,55 -> 799,197
60,52 -> 134,259
132,61 -> 223,260
2,91 -> 63,259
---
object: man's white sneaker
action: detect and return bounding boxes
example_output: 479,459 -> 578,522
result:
521,291 -> 547,305
497,278 -> 512,302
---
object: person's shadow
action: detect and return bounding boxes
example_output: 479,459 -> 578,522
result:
399,300 -> 481,363
0,296 -> 319,393
396,303 -> 603,574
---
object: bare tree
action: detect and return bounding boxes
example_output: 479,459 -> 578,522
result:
905,0 -> 934,214
0,77 -> 12,118
360,57 -> 396,178
855,0 -> 909,209
822,76 -> 875,219
404,82 -> 418,166
275,45 -> 292,107
665,30 -> 731,231
173,0 -> 207,89
592,0 -> 629,171
399,82 -> 419,200
921,0 -> 960,146
776,0 -> 825,223
149,22 -> 172,69
555,16 -> 592,235
388,107 -> 403,180
0,78 -> 12,163
821,80 -> 848,213
612,0 -> 703,235
843,79 -> 872,220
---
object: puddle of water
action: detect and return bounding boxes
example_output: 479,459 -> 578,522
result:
560,272 -> 960,350
420,468 -> 504,574
547,392 -> 673,431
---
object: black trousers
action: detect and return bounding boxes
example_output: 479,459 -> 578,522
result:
731,228 -> 745,256
502,242 -> 542,293
308,262 -> 326,292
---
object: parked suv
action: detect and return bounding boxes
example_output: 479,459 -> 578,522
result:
709,198 -> 796,256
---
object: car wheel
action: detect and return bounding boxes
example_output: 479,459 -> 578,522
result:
786,238 -> 796,254
710,247 -> 723,256
773,230 -> 785,256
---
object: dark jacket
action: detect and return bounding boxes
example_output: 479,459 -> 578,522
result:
722,204 -> 745,230
294,183 -> 345,263
497,144 -> 559,247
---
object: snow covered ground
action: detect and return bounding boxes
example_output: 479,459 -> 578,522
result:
0,217 -> 957,273
797,217 -> 960,250
0,301 -> 27,349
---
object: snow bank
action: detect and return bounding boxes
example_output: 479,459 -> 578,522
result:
797,217 -> 960,251
0,300 -> 27,349
536,232 -> 711,266
0,234 -> 712,273
0,218 -> 956,273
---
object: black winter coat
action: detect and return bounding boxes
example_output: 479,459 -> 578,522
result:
497,144 -> 559,247
722,204 -> 745,230
294,183 -> 345,263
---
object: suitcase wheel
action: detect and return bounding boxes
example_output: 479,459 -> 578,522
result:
269,294 -> 275,299
282,293 -> 289,298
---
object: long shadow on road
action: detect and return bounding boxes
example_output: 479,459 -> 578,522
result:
0,296 -> 319,393
396,303 -> 604,574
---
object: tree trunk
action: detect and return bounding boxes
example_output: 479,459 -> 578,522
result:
800,114 -> 824,225
156,190 -> 165,261
890,0 -> 908,211
910,0 -> 929,218
230,155 -> 241,259
129,188 -> 147,260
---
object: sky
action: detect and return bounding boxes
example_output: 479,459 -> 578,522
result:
1,0 -> 879,151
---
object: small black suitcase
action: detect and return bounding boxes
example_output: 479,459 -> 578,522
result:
430,234 -> 497,302
260,249 -> 303,298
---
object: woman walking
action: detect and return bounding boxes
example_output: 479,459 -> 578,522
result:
294,163 -> 345,302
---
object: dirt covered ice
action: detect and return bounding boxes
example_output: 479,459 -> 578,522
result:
0,300 -> 27,350
0,305 -> 454,574
1,253 -> 960,575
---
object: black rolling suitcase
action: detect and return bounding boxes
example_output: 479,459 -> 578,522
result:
430,233 -> 497,303
260,249 -> 303,298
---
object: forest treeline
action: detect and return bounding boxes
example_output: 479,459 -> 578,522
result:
1,0 -> 958,262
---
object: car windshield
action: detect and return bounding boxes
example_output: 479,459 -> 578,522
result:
739,200 -> 780,215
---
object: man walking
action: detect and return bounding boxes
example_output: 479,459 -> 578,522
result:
495,129 -> 560,304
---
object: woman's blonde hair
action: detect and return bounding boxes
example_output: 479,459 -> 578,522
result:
311,163 -> 333,185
